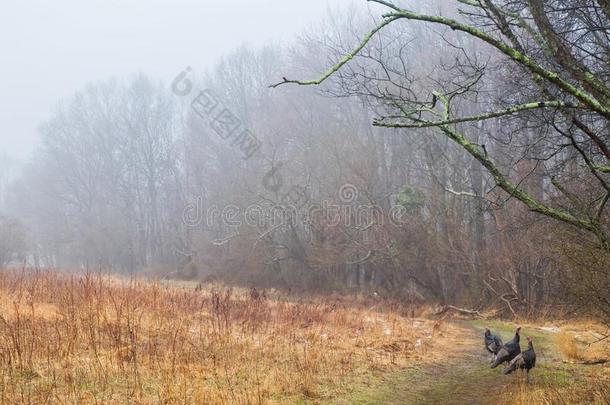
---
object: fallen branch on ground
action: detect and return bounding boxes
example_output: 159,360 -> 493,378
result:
434,305 -> 483,318
562,359 -> 609,365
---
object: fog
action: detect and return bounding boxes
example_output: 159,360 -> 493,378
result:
0,0 -> 609,401
0,0 -> 354,161
0,0 -> 608,320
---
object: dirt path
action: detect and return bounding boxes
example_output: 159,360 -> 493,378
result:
331,318 -> 610,404
341,321 -> 508,404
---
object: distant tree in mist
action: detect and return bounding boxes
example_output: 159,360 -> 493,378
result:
8,75 -> 183,270
0,216 -> 26,267
4,1 -> 608,320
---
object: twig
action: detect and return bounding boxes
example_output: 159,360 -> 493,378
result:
587,333 -> 610,347
269,16 -> 400,88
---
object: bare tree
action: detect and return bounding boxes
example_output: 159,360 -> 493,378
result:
273,0 -> 610,249
0,216 -> 26,267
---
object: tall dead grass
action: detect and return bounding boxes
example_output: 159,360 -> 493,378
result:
0,270 -> 432,404
555,331 -> 584,361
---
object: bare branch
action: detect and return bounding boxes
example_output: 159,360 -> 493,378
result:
374,100 -> 576,128
269,15 -> 400,88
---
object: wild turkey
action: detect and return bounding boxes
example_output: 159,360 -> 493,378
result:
484,328 -> 503,363
491,326 -> 521,368
503,336 -> 536,381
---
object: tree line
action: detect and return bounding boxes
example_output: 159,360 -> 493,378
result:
1,0 -> 608,321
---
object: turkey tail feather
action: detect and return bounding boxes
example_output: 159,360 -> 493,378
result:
502,363 -> 516,375
503,353 -> 524,374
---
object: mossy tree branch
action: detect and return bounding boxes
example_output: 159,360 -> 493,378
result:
273,0 -> 609,119
269,15 -> 400,88
377,8 -> 610,119
375,95 -> 606,244
527,0 -> 610,104
466,0 -> 610,160
373,101 -> 577,128
271,0 -> 610,248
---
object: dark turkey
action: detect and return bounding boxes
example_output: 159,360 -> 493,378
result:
491,326 -> 521,368
503,336 -> 536,381
484,328 -> 503,363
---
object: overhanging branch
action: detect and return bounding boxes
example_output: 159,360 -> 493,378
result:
373,100 -> 576,128
378,8 -> 609,118
269,15 -> 400,88
272,0 -> 609,119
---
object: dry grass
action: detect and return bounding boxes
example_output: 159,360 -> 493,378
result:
508,379 -> 610,405
497,320 -> 610,405
0,270 -> 435,404
2,269 -> 608,404
555,331 -> 584,361
555,321 -> 610,363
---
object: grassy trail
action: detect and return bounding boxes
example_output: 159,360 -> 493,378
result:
338,321 -> 507,404
337,319 -> 596,404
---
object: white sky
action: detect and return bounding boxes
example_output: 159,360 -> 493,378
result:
0,0 -> 358,162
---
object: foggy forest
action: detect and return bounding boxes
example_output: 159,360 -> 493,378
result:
0,0 -> 609,403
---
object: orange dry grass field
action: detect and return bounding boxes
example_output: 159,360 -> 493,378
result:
0,270 -> 436,404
